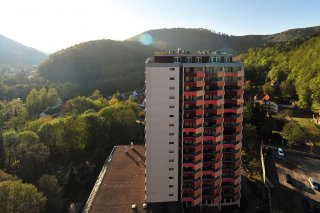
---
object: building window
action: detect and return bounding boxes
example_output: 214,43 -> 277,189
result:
169,159 -> 174,162
169,193 -> 174,196
169,87 -> 175,90
169,150 -> 174,153
169,142 -> 174,144
170,77 -> 175,80
169,115 -> 174,117
169,96 -> 175,99
169,133 -> 174,136
169,185 -> 174,188
169,168 -> 174,170
169,105 -> 175,108
169,124 -> 174,127
196,57 -> 202,63
170,68 -> 175,71
169,176 -> 174,179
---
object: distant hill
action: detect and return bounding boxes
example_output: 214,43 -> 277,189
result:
0,34 -> 47,66
39,26 -> 320,96
127,26 -> 320,54
39,40 -> 157,95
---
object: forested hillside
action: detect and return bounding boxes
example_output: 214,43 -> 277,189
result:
242,34 -> 320,109
39,40 -> 157,96
0,35 -> 47,66
128,26 -> 320,54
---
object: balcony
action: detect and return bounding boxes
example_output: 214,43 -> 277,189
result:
224,115 -> 242,123
206,80 -> 224,87
224,107 -> 243,114
183,126 -> 204,134
205,71 -> 224,78
205,89 -> 224,96
204,99 -> 224,106
225,80 -> 243,87
224,133 -> 242,143
225,89 -> 244,96
184,90 -> 204,97
203,134 -> 223,142
223,141 -> 242,150
224,70 -> 244,77
224,125 -> 242,133
224,98 -> 244,105
204,108 -> 224,115
204,125 -> 223,134
196,70 -> 205,78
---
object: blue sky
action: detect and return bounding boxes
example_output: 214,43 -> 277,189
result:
1,0 -> 320,52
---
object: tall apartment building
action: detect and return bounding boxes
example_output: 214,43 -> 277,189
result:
145,50 -> 243,210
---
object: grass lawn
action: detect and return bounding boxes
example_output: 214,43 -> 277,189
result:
290,109 -> 320,146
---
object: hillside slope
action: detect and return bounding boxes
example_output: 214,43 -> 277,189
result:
0,34 -> 47,66
128,26 -> 320,54
39,40 -> 157,95
243,34 -> 320,109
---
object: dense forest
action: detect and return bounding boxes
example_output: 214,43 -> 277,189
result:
242,34 -> 320,110
38,40 -> 157,96
0,84 -> 144,212
0,35 -> 47,66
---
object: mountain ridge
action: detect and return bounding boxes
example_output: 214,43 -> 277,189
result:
0,34 -> 47,66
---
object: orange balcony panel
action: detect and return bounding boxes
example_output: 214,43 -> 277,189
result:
235,142 -> 242,150
225,70 -> 244,77
214,187 -> 221,196
214,169 -> 222,179
203,170 -> 214,176
194,179 -> 202,188
182,197 -> 193,202
222,177 -> 234,183
194,171 -> 203,180
214,161 -> 222,170
214,152 -> 223,161
214,178 -> 222,186
193,197 -> 202,206
195,162 -> 203,171
205,90 -> 224,96
184,91 -> 195,96
196,118 -> 204,126
204,99 -> 224,106
195,153 -> 203,162
195,145 -> 203,153
196,80 -> 204,87
234,151 -> 241,159
196,71 -> 205,78
195,136 -> 203,143
224,116 -> 242,123
194,188 -> 202,197
215,143 -> 223,151
224,108 -> 243,114
225,80 -> 244,87
196,99 -> 204,106
224,99 -> 244,105
196,109 -> 204,116
235,159 -> 241,168
234,167 -> 241,177
183,128 -> 195,133
196,127 -> 204,134
183,163 -> 194,168
213,196 -> 221,204
217,81 -> 224,87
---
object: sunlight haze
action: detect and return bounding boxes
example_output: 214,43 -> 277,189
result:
1,0 -> 320,53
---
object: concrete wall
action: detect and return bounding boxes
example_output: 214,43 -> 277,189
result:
145,64 -> 180,203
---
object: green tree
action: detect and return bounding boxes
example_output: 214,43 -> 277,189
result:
0,179 -> 46,213
0,131 -> 5,169
275,122 -> 305,147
